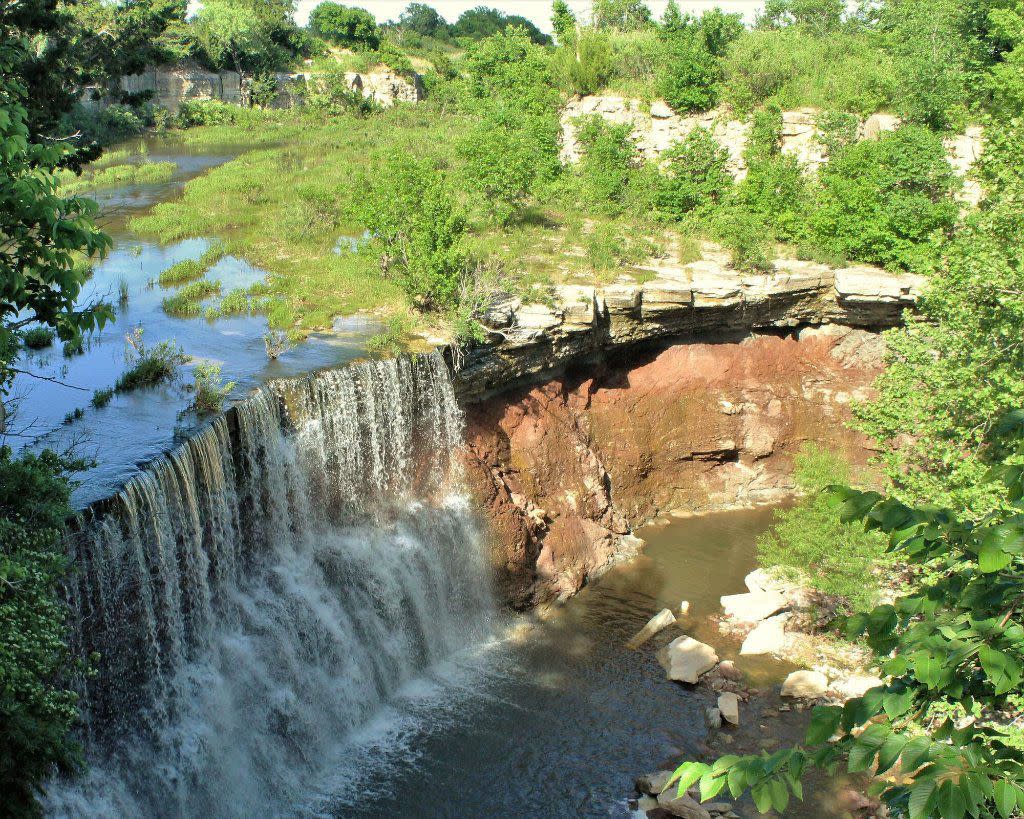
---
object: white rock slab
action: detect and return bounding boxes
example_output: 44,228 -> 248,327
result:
740,615 -> 788,656
721,590 -> 787,623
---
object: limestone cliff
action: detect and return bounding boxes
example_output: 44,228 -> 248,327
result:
450,262 -> 916,608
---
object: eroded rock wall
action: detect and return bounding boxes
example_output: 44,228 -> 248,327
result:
461,328 -> 881,608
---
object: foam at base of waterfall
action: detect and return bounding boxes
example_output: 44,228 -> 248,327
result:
48,354 -> 493,817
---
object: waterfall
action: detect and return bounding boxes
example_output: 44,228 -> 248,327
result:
49,353 -> 494,818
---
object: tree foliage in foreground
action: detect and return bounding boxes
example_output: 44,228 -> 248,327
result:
1,26 -> 111,818
671,412 -> 1024,819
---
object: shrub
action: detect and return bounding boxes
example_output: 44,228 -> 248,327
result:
713,209 -> 774,272
189,362 -> 235,415
358,155 -> 467,310
572,115 -> 637,213
811,125 -> 961,272
161,279 -> 223,317
0,448 -> 85,814
552,28 -> 613,96
21,327 -> 55,350
654,127 -> 732,220
301,67 -> 380,116
720,29 -> 897,114
366,314 -> 412,356
114,329 -> 188,392
756,444 -> 887,610
656,29 -> 720,113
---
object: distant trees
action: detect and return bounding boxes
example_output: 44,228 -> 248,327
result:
390,3 -> 551,46
591,0 -> 653,31
309,2 -> 380,50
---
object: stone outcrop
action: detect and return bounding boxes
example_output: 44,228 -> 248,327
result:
559,96 -> 983,199
452,259 -> 920,405
115,64 -> 423,112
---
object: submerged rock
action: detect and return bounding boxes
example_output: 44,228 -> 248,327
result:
679,600 -> 691,617
704,706 -> 722,728
664,636 -> 719,684
627,608 -> 677,649
717,660 -> 743,682
781,670 -> 829,698
717,692 -> 740,726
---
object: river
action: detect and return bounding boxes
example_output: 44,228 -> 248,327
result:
31,137 -> 842,818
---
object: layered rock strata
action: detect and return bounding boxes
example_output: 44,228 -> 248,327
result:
455,264 -> 916,607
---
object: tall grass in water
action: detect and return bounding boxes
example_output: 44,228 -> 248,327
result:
161,279 -> 222,317
158,243 -> 227,287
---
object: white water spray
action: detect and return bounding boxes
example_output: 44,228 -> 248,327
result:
49,354 -> 493,817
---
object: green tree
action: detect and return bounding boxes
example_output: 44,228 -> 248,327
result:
811,126 -> 960,272
671,417 -> 1024,819
571,116 -> 638,213
854,118 -> 1024,515
0,27 -> 112,815
309,2 -> 380,49
552,27 -> 613,96
656,26 -> 720,112
987,2 -> 1024,117
758,0 -> 846,34
459,27 -> 560,117
397,2 -> 450,39
358,155 -> 467,309
662,0 -> 684,31
592,0 -> 653,31
654,127 -> 732,220
451,6 -> 551,45
552,0 -> 577,45
194,0 -> 270,98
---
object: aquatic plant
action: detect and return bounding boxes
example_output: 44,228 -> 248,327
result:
189,362 -> 235,414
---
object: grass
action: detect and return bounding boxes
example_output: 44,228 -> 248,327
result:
161,279 -> 222,317
158,243 -> 227,287
57,160 -> 177,195
91,387 -> 114,409
128,105 -> 708,336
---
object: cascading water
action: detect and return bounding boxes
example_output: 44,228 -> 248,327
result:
48,353 -> 494,818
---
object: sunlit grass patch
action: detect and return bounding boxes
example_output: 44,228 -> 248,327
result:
158,243 -> 227,287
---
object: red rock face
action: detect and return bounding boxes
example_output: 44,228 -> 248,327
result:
461,331 -> 881,608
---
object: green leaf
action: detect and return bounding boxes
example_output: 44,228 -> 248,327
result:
901,736 -> 932,772
805,706 -> 843,744
937,778 -> 966,819
979,646 -> 1023,695
883,688 -> 915,718
668,762 -> 708,795
909,778 -> 937,819
978,540 -> 1013,573
751,783 -> 772,814
699,771 -> 727,802
876,733 -> 909,774
996,779 -> 1018,817
769,777 -> 789,813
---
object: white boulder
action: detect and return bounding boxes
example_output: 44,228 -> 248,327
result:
781,670 -> 829,698
679,600 -> 691,617
718,692 -> 740,726
665,636 -> 719,684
